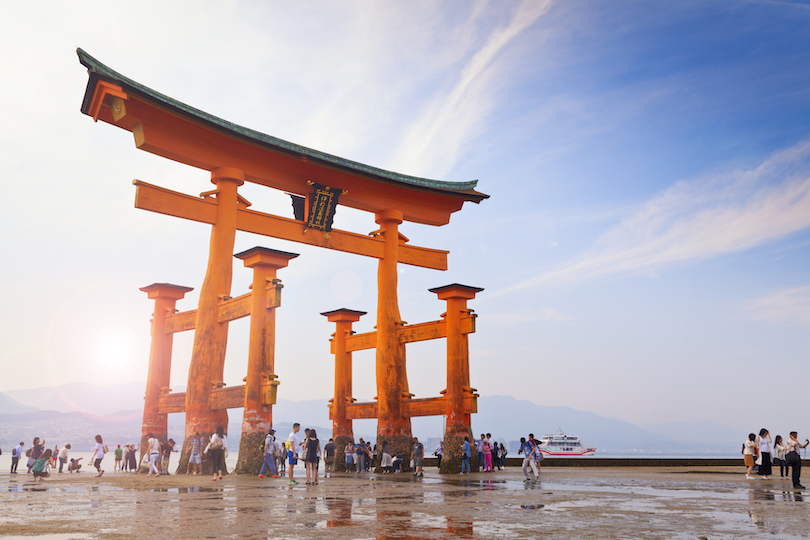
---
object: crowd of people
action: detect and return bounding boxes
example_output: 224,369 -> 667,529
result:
743,429 -> 809,488
11,427 -> 807,489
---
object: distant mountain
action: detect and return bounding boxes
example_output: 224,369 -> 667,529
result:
5,381 -> 154,416
0,384 -> 743,454
0,392 -> 38,415
638,419 -> 746,453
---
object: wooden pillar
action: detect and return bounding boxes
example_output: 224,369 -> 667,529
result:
374,210 -> 412,469
233,247 -> 298,475
138,283 -> 193,466
430,284 -> 483,473
180,167 -> 245,474
322,308 -> 366,471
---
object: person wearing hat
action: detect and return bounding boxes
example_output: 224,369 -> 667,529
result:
258,429 -> 280,478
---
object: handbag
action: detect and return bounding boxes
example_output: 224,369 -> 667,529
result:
210,436 -> 223,451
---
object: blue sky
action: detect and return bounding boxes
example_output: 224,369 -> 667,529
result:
0,0 -> 808,434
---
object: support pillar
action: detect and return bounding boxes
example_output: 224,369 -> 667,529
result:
322,308 -> 366,471
180,167 -> 245,474
233,247 -> 298,475
374,210 -> 412,470
138,283 -> 193,468
430,284 -> 483,474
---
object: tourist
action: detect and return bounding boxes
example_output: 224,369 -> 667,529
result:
412,437 -> 424,477
381,440 -> 393,473
51,445 -> 58,469
88,434 -> 106,477
433,441 -> 443,469
483,435 -> 493,472
305,429 -> 321,485
786,431 -> 809,489
32,449 -> 52,482
113,444 -> 123,471
28,437 -> 44,473
277,440 -> 286,474
499,443 -> 507,469
344,440 -> 355,472
371,442 -> 377,471
756,429 -> 772,479
366,441 -> 373,471
146,432 -> 161,476
287,423 -> 301,485
127,443 -> 139,472
161,438 -> 176,475
68,458 -> 82,473
476,435 -> 485,470
773,435 -> 789,479
259,429 -> 279,478
518,437 -> 539,482
323,438 -> 336,478
10,442 -> 23,474
743,433 -> 757,480
58,444 -> 70,473
355,438 -> 368,473
460,437 -> 471,474
205,426 -> 228,481
185,432 -> 203,475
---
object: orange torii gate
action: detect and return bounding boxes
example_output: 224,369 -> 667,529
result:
77,48 -> 488,474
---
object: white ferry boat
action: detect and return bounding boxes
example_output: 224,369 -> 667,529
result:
537,430 -> 596,456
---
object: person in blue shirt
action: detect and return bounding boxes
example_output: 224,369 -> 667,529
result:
11,442 -> 24,474
518,436 -> 540,482
355,438 -> 368,473
460,437 -> 471,474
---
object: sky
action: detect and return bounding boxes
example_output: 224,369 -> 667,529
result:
0,0 -> 808,434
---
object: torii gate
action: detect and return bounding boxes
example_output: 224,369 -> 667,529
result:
77,49 -> 488,473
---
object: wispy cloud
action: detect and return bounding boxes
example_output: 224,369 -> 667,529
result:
499,140 -> 810,293
394,0 -> 554,177
745,286 -> 810,328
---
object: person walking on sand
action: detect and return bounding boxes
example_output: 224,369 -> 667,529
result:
744,433 -> 758,479
11,442 -> 23,474
146,432 -> 161,476
58,444 -> 70,473
305,429 -> 321,485
786,431 -> 809,489
412,437 -> 424,477
519,437 -> 539,482
88,434 -> 106,477
205,426 -> 228,481
433,442 -> 443,469
259,429 -> 279,479
287,423 -> 301,485
461,437 -> 471,474
186,432 -> 203,475
757,429 -> 773,479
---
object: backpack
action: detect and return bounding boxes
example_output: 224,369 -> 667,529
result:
25,448 -> 32,458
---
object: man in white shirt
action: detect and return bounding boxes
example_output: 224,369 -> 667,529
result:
287,423 -> 300,485
11,442 -> 24,474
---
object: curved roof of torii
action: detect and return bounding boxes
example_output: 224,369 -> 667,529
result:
77,49 -> 488,226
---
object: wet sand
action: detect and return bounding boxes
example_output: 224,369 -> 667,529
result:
1,467 -> 808,539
